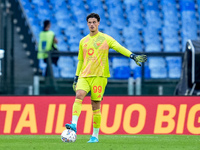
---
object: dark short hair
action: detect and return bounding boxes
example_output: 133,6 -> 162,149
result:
86,13 -> 100,22
43,20 -> 50,29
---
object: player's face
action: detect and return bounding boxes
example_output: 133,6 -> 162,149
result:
87,18 -> 99,32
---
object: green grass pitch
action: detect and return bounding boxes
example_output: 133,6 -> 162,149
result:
0,135 -> 199,150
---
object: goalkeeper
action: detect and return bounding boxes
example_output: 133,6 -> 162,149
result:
65,13 -> 147,143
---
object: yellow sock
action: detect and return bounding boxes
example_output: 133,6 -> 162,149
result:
92,109 -> 101,138
72,99 -> 82,125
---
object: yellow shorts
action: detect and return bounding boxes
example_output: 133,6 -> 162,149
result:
76,76 -> 108,101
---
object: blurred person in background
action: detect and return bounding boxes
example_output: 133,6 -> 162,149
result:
37,20 -> 58,76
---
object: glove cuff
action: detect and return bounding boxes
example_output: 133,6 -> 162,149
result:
130,54 -> 136,60
74,76 -> 79,83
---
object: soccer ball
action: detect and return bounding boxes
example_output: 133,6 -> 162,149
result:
61,129 -> 77,143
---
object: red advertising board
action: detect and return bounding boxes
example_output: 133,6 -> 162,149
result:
0,96 -> 200,135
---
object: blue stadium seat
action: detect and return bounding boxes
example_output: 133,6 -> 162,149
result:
142,0 -> 161,29
148,57 -> 166,68
103,26 -> 122,44
68,0 -> 85,9
39,59 -> 60,78
31,24 -> 42,42
143,27 -> 161,52
33,3 -> 50,16
112,57 -> 130,79
74,13 -> 88,29
145,42 -> 161,52
83,27 -> 90,36
161,0 -> 179,29
130,59 -> 142,78
161,0 -> 177,11
32,0 -> 48,6
181,11 -> 197,28
50,0 -> 66,9
71,10 -> 88,29
68,0 -> 88,29
57,20 -> 72,30
144,65 -> 151,79
134,66 -> 142,79
73,56 -> 79,67
127,9 -> 142,29
64,25 -> 82,40
148,57 -> 167,78
58,56 -> 75,78
20,0 -> 30,5
197,0 -> 200,14
124,0 -> 139,4
52,64 -> 60,78
25,11 -> 39,26
67,35 -> 79,45
125,40 -> 142,52
57,56 -> 74,68
166,57 -> 182,78
161,0 -> 176,4
36,6 -> 52,22
55,33 -> 64,42
50,25 -> 62,35
66,29 -> 83,51
54,8 -> 70,20
123,27 -> 142,52
124,0 -> 142,29
60,67 -> 76,78
57,41 -> 68,51
179,0 -> 195,11
123,26 -> 139,39
105,0 -> 125,29
143,0 -> 159,11
87,0 -> 102,9
182,27 -> 197,40
181,11 -> 197,51
113,66 -> 130,79
163,39 -> 180,52
162,27 -> 179,39
69,43 -> 79,52
150,67 -> 167,78
163,18 -> 179,29
162,27 -> 180,52
21,1 -> 39,27
54,8 -> 72,30
20,0 -> 32,12
145,10 -> 162,29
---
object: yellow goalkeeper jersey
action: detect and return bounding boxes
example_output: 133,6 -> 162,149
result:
76,32 -> 132,77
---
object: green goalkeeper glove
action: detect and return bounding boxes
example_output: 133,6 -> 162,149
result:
72,76 -> 79,92
130,54 -> 147,66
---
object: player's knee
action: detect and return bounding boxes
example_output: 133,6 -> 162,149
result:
76,90 -> 86,100
91,100 -> 101,110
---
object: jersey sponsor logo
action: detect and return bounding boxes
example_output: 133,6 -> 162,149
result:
84,44 -> 87,47
93,35 -> 105,49
88,48 -> 94,55
97,94 -> 101,98
96,42 -> 101,46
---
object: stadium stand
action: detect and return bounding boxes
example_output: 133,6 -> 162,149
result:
18,0 -> 200,81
